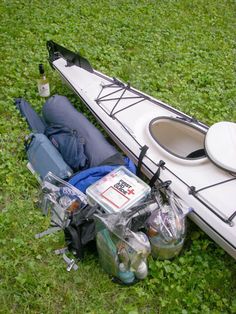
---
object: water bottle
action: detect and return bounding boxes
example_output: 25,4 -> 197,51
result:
38,64 -> 50,97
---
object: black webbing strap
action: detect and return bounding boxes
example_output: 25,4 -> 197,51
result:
64,225 -> 83,260
149,160 -> 166,187
24,133 -> 34,151
136,145 -> 149,177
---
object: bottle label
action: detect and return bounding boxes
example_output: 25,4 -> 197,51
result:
38,82 -> 50,97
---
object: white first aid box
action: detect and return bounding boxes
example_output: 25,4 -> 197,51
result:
86,166 -> 151,213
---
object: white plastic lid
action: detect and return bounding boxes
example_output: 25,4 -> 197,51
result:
205,121 -> 236,173
86,166 -> 151,213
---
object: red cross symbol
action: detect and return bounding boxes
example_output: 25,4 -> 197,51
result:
127,189 -> 135,195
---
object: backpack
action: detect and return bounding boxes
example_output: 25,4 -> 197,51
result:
45,124 -> 88,171
64,204 -> 97,260
26,133 -> 73,180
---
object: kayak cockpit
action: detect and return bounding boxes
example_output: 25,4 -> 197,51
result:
149,117 -> 206,160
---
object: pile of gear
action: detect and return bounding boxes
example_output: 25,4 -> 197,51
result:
15,95 -> 191,284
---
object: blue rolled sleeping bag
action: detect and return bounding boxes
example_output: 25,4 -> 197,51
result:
42,95 -> 136,191
42,95 -> 120,168
15,98 -> 46,133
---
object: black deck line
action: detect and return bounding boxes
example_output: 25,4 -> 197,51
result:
96,84 -> 147,117
94,70 -> 209,130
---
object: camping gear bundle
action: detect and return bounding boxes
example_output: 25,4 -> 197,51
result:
16,94 -> 191,284
40,168 -> 189,284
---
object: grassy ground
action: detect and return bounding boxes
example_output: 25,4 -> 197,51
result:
0,1 -> 236,313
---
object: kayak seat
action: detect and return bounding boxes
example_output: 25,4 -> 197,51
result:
186,148 -> 206,158
149,117 -> 206,160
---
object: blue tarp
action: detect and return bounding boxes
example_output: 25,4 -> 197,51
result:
69,157 -> 136,193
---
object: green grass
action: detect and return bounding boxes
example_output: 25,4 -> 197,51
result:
0,0 -> 236,313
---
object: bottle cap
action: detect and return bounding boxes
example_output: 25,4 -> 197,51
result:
147,226 -> 158,237
39,63 -> 45,75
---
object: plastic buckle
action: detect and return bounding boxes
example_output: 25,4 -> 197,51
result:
62,253 -> 79,271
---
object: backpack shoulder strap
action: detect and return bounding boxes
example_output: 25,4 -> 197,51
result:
64,225 -> 83,260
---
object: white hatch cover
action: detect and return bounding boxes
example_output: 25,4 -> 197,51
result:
205,121 -> 236,173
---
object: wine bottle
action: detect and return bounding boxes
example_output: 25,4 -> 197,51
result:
38,63 -> 50,97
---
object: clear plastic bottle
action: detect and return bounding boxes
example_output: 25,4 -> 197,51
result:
38,63 -> 50,97
134,260 -> 148,279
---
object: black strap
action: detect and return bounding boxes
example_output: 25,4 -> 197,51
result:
149,160 -> 165,187
24,133 -> 34,151
136,145 -> 149,177
64,225 -> 83,260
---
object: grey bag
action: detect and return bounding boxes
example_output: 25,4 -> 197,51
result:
26,133 -> 73,180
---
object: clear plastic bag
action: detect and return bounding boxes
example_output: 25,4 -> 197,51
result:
94,205 -> 151,282
147,189 -> 192,243
146,187 -> 192,259
40,172 -> 88,228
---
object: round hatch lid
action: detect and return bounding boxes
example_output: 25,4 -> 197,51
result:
205,121 -> 236,173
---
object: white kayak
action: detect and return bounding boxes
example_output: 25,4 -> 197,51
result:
47,41 -> 236,260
